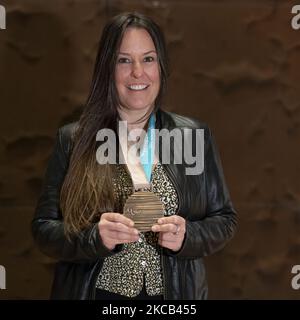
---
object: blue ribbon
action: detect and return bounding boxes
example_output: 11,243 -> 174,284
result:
140,113 -> 156,182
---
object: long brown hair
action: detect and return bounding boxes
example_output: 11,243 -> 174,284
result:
60,12 -> 169,237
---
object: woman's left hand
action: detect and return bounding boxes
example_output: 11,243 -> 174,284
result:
151,215 -> 186,252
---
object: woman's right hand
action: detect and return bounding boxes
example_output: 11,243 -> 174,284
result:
98,212 -> 140,250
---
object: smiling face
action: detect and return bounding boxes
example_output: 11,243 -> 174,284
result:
115,28 -> 160,115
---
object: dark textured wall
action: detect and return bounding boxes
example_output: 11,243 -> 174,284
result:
0,0 -> 300,299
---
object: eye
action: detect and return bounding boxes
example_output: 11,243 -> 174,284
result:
117,57 -> 131,64
144,56 -> 155,62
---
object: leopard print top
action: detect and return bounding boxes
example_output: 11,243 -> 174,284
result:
95,162 -> 179,297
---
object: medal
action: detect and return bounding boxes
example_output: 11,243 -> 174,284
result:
123,188 -> 164,232
122,113 -> 164,232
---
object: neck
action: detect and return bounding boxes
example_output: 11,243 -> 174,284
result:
118,106 -> 153,131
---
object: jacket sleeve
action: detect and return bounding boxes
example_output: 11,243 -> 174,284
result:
31,126 -> 118,263
169,127 -> 237,259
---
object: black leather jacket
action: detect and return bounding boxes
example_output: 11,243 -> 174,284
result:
32,109 -> 237,300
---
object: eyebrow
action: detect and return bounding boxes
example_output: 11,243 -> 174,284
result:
118,50 -> 157,56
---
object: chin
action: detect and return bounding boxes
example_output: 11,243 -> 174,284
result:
125,101 -> 154,111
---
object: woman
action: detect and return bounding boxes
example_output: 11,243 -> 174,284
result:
32,12 -> 237,300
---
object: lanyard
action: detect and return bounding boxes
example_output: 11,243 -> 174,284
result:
140,113 -> 156,183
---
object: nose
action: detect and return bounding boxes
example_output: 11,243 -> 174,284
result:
131,61 -> 144,78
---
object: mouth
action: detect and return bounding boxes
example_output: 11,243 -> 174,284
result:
126,84 -> 150,91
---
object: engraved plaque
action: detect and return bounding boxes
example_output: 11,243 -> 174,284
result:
123,190 -> 165,232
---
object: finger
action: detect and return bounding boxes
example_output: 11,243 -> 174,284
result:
152,223 -> 178,233
157,215 -> 184,226
105,230 -> 140,242
103,221 -> 139,235
116,238 -> 141,244
99,220 -> 138,236
102,212 -> 135,227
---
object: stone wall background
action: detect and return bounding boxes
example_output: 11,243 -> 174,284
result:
0,0 -> 300,299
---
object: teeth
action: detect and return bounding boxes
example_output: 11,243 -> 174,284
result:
128,84 -> 148,90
